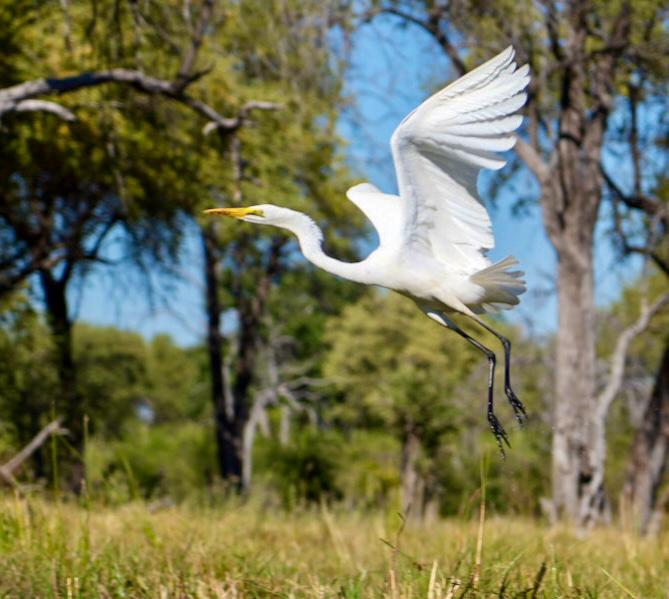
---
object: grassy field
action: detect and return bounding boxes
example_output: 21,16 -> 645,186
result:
0,496 -> 667,598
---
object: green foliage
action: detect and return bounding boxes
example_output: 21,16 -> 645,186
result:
325,292 -> 480,431
86,422 -> 216,503
596,271 -> 669,505
334,430 -> 401,509
324,290 -> 551,515
0,294 -> 55,451
1,0 -> 367,491
74,324 -> 149,437
262,429 -> 344,507
144,335 -> 209,423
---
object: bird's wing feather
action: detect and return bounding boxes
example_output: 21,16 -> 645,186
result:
390,46 -> 529,271
346,182 -> 402,247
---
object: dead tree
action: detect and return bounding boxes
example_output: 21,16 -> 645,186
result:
0,419 -> 67,488
622,344 -> 669,534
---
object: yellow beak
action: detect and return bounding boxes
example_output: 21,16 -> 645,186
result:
203,207 -> 264,218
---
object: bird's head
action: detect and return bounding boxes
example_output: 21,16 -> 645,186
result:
203,204 -> 296,227
203,204 -> 323,249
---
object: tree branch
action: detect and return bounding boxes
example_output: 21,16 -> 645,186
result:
203,100 -> 282,136
0,69 -> 281,134
625,247 -> 669,278
365,6 -> 466,75
172,0 -> 217,94
10,99 -> 76,121
515,137 -> 550,182
0,419 -> 68,487
602,164 -> 669,227
597,292 -> 669,419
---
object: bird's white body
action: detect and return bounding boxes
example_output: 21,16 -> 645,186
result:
275,207 -> 507,315
206,47 -> 532,447
217,46 -> 530,317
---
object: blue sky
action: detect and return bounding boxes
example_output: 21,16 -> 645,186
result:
72,15 -> 640,346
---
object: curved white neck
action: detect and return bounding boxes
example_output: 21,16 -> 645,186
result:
281,212 -> 375,284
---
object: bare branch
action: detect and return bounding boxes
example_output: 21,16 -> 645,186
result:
631,248 -> 669,278
602,165 -> 669,227
203,100 -> 282,136
597,292 -> 669,418
0,69 -> 279,135
539,0 -> 565,62
365,6 -> 466,75
0,419 -> 68,487
515,137 -> 550,182
173,0 -> 217,93
10,99 -> 76,121
0,65 -> 282,295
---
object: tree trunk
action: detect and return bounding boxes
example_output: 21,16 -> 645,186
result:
29,409 -> 46,479
544,9 -> 620,524
551,246 -> 609,525
201,224 -> 240,486
622,343 -> 669,534
230,312 -> 257,492
39,269 -> 84,493
202,225 -> 279,493
227,237 -> 284,493
400,425 -> 424,519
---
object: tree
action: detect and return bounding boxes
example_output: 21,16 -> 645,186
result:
324,292 -> 489,516
0,0 -> 281,491
601,55 -> 669,533
0,1 -> 279,297
193,0 -> 364,491
597,275 -> 669,534
0,292 -> 56,479
364,0 -> 669,526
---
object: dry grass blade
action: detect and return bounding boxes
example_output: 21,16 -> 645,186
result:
600,568 -> 640,599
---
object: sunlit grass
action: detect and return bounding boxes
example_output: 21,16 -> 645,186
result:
0,495 -> 666,597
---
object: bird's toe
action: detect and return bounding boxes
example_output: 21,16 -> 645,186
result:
505,386 -> 528,426
487,412 -> 510,457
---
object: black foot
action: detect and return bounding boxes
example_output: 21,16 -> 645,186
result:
488,411 -> 510,457
505,386 -> 528,426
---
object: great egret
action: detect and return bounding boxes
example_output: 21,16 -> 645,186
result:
205,47 -> 529,453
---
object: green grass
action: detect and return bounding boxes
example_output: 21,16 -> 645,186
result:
0,496 -> 667,597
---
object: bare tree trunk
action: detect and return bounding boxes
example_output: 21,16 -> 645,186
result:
401,425 -> 424,519
230,310 -> 258,492
279,405 -> 291,446
201,223 -> 240,486
623,343 -> 669,534
543,3 -> 630,524
241,393 -> 272,492
551,245 -> 608,525
29,409 -> 46,479
39,269 -> 84,493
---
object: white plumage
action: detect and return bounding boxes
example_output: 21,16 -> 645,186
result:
205,47 -> 531,451
392,45 -> 529,275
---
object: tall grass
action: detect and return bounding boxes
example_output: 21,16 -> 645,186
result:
0,495 -> 666,597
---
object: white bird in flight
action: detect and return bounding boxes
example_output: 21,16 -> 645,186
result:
206,47 -> 530,453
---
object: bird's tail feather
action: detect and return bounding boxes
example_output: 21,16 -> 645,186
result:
470,256 -> 526,312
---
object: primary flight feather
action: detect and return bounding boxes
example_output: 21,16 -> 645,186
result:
205,47 -> 530,452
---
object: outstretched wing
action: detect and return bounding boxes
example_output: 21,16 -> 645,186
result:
391,46 -> 529,272
345,182 -> 403,248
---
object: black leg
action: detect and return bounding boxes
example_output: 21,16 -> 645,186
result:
448,325 -> 510,456
423,310 -> 510,456
470,317 -> 527,426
